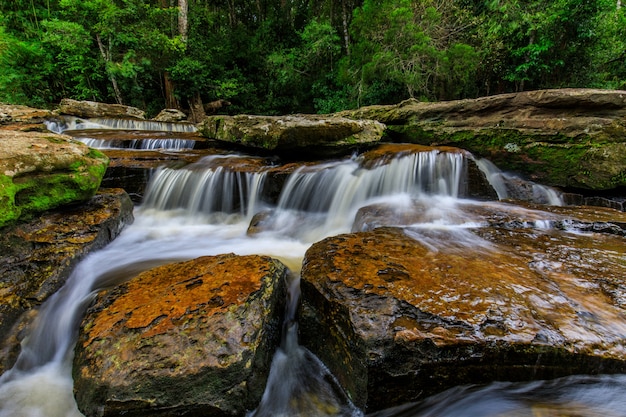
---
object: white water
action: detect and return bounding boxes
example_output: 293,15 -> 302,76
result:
45,116 -> 197,134
75,137 -> 196,150
0,148 -> 622,416
475,158 -> 564,205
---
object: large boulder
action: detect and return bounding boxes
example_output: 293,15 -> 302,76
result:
299,220 -> 626,412
339,88 -> 626,190
0,188 -> 134,375
199,114 -> 385,155
59,99 -> 146,119
0,130 -> 109,227
73,254 -> 289,416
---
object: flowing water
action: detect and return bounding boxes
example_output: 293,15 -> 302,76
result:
0,121 -> 625,416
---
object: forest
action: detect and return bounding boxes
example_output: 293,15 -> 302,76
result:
0,0 -> 624,117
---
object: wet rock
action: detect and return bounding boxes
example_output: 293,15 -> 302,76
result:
0,104 -> 54,131
199,114 -> 385,156
299,226 -> 626,412
152,108 -> 188,122
0,188 -> 134,375
339,88 -> 626,191
0,130 -> 109,227
59,99 -> 145,119
73,254 -> 289,417
352,199 -> 626,236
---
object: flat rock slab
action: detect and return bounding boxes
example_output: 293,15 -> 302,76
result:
199,114 -> 385,155
299,225 -> 626,412
59,99 -> 146,119
0,188 -> 134,375
73,254 -> 289,416
0,130 -> 109,227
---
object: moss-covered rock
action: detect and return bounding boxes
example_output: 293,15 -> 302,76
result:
0,130 -> 109,227
199,114 -> 385,156
339,89 -> 626,191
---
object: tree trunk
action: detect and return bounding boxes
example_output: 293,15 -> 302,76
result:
164,72 -> 179,109
178,0 -> 189,43
96,34 -> 123,104
341,0 -> 350,56
188,92 -> 206,123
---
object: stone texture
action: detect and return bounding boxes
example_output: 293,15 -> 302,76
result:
339,88 -> 626,190
73,254 -> 289,417
0,130 -> 109,227
0,188 -> 134,375
299,224 -> 626,412
59,99 -> 146,119
199,114 -> 385,155
0,104 -> 54,131
152,108 -> 188,122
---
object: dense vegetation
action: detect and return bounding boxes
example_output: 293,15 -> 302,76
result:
0,0 -> 624,117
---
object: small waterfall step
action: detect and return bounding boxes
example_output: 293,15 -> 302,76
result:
45,116 -> 198,133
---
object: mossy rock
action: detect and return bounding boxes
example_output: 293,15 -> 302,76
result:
0,130 -> 109,227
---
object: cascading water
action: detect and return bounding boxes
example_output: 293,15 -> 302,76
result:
475,158 -> 564,206
45,116 -> 199,151
1,137 -> 624,416
46,116 -> 198,134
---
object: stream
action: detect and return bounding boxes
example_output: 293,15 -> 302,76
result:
0,120 -> 625,416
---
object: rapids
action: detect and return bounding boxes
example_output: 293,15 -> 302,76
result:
0,122 -> 625,417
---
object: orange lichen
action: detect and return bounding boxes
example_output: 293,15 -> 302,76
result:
83,254 -> 271,346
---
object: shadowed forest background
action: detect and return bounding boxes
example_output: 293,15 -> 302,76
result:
0,0 -> 624,117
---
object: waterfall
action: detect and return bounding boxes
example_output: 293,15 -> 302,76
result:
45,116 -> 197,133
248,275 -> 363,417
475,158 -> 564,206
76,137 -> 196,150
3,139 -> 621,417
141,155 -> 270,221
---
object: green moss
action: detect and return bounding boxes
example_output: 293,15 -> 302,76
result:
0,175 -> 20,227
0,152 -> 109,228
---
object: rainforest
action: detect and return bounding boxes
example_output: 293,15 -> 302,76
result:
1,0 -> 625,117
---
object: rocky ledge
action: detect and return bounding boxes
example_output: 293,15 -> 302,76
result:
299,204 -> 626,412
0,188 -> 134,375
339,88 -> 626,190
199,114 -> 385,156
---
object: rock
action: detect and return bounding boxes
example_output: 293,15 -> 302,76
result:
0,188 -> 134,375
199,114 -> 385,155
0,103 -> 55,131
339,88 -> 626,190
73,254 -> 289,417
59,99 -> 145,119
204,99 -> 231,115
0,130 -> 109,227
299,226 -> 626,412
352,199 -> 626,236
152,108 -> 188,122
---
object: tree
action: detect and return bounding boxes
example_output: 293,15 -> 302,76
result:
341,0 -> 478,106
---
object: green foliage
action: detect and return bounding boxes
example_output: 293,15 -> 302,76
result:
341,0 -> 479,105
1,0 -> 625,113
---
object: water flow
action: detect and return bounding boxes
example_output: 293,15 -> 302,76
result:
45,116 -> 197,134
249,275 -> 363,417
141,155 -> 270,221
76,137 -> 196,150
1,145 -> 622,417
475,158 -> 564,205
